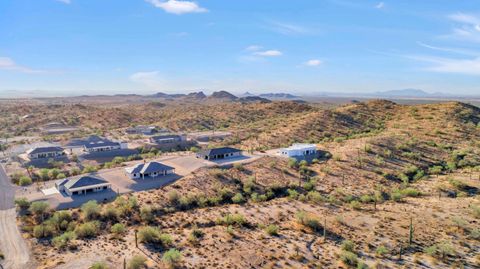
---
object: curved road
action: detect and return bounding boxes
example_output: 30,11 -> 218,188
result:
0,164 -> 31,269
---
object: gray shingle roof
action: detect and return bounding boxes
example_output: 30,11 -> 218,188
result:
199,147 -> 241,157
151,135 -> 182,141
127,161 -> 174,174
66,135 -> 106,147
63,175 -> 109,190
28,146 -> 64,155
84,140 -> 120,149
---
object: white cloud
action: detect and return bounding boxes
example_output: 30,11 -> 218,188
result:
375,2 -> 385,9
245,45 -> 262,52
417,42 -> 480,56
304,59 -> 323,66
145,0 -> 208,15
129,71 -> 164,88
0,57 -> 45,73
254,50 -> 283,57
445,13 -> 480,43
56,0 -> 71,4
408,55 -> 480,75
265,20 -> 309,35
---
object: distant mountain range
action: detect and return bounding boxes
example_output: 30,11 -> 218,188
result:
372,89 -> 439,98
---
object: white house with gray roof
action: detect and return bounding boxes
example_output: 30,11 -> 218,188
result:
125,161 -> 175,179
55,175 -> 111,196
27,146 -> 65,159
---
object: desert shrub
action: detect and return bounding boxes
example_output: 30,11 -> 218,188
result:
82,165 -> 98,174
209,168 -> 226,178
137,226 -> 171,247
50,210 -> 72,230
19,176 -> 32,186
400,188 -> 421,197
140,206 -> 154,223
111,223 -> 126,235
162,248 -> 182,267
81,200 -> 101,220
424,241 -> 455,259
138,226 -> 161,244
33,224 -> 55,238
287,158 -> 298,168
225,225 -> 235,236
306,191 -> 325,204
451,217 -> 468,231
128,196 -> 138,209
233,163 -> 244,171
128,255 -> 147,269
29,201 -> 50,220
218,188 -> 234,202
231,193 -> 245,204
376,245 -> 389,257
428,166 -> 443,176
188,226 -> 204,243
75,221 -> 100,238
349,200 -> 361,210
52,231 -> 76,249
295,211 -> 321,231
470,229 -> 480,240
471,205 -> 480,219
287,189 -> 299,200
390,190 -> 403,202
359,194 -> 375,203
167,191 -> 180,205
89,261 -> 109,269
265,225 -> 279,236
15,197 -> 31,210
216,214 -> 247,227
448,178 -> 469,191
103,206 -> 119,221
341,240 -> 355,252
242,178 -> 255,194
339,250 -> 358,266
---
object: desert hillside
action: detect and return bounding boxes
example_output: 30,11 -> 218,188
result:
10,99 -> 480,269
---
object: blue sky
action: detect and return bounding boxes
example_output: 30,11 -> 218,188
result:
0,0 -> 479,97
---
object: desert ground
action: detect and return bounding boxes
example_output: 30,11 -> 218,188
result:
0,94 -> 479,269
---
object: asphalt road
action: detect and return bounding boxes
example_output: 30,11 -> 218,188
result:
0,165 -> 32,269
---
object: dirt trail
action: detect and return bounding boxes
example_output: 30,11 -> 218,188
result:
0,208 -> 31,269
0,164 -> 32,269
